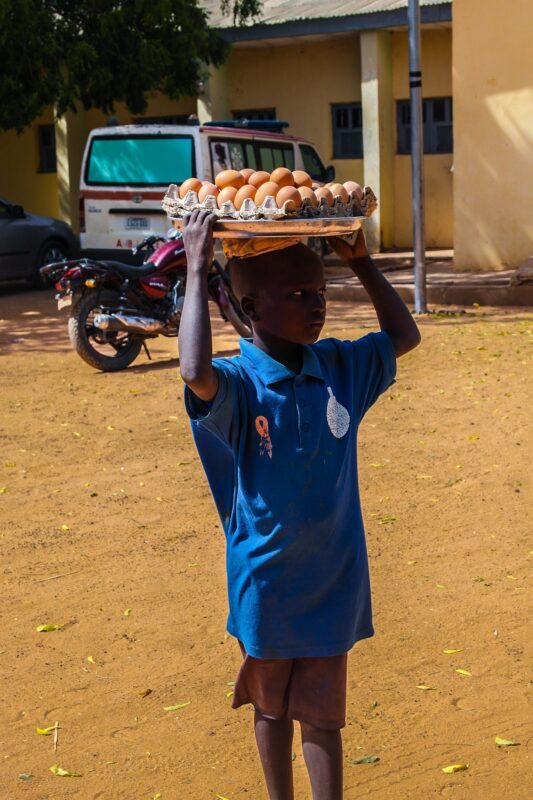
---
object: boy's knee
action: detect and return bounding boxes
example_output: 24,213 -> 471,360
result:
300,720 -> 341,736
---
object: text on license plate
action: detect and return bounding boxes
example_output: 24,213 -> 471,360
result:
126,217 -> 150,230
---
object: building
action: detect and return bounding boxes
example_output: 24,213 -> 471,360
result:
1,0 -> 532,270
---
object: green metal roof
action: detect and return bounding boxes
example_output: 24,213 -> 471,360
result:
203,0 -> 451,29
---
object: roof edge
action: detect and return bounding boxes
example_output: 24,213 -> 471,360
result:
219,2 -> 452,43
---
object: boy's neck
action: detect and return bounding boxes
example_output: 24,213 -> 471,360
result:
252,331 -> 303,374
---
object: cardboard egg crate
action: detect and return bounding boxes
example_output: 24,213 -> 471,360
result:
162,183 -> 377,238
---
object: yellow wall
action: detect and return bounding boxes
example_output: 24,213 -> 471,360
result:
0,108 -> 60,217
0,94 -> 196,226
453,0 -> 533,270
228,37 -> 364,185
392,27 -> 453,248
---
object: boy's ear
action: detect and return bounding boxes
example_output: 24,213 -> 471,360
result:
241,295 -> 259,321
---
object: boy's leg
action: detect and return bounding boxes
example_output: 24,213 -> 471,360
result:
300,721 -> 343,800
254,710 -> 295,800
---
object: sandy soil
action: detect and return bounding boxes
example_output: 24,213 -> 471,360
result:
1,285 -> 532,800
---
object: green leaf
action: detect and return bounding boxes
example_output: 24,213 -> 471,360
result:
18,773 -> 33,780
377,515 -> 396,525
49,763 -> 82,777
442,763 -> 468,773
350,755 -> 379,764
495,736 -> 519,747
163,702 -> 190,711
36,623 -> 63,632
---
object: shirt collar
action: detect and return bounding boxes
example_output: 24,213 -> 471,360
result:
239,338 -> 324,386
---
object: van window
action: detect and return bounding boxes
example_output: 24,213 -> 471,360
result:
245,143 -> 258,170
258,143 -> 295,172
209,138 -> 256,176
86,135 -> 194,186
300,145 -> 327,182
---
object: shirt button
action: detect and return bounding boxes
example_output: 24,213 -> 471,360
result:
302,422 -> 310,432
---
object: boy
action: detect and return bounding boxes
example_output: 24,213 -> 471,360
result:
178,209 -> 420,800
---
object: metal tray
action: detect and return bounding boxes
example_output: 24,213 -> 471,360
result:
171,216 -> 365,239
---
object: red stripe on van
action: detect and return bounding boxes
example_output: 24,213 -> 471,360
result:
80,190 -> 165,200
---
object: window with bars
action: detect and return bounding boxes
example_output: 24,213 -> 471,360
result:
38,125 -> 56,172
132,114 -> 192,125
232,108 -> 276,121
331,103 -> 363,159
397,97 -> 453,154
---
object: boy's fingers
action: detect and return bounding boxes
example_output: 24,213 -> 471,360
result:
198,209 -> 217,225
183,209 -> 200,227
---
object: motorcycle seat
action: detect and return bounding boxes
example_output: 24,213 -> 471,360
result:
99,261 -> 158,279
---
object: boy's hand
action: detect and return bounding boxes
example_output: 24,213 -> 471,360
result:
327,227 -> 369,264
182,209 -> 216,274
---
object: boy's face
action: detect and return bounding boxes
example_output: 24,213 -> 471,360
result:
243,247 -> 327,345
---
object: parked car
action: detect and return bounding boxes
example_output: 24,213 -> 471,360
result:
0,197 -> 79,286
79,119 -> 335,262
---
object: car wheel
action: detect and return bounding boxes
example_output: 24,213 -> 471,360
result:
33,239 -> 71,288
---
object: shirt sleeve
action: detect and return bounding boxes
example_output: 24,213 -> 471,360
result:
348,331 -> 397,421
183,359 -> 241,450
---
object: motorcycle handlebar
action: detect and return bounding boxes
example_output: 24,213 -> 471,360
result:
132,234 -> 165,255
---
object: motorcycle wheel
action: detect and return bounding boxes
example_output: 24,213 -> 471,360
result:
68,290 -> 143,372
224,294 -> 253,338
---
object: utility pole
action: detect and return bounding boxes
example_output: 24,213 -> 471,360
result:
407,0 -> 427,313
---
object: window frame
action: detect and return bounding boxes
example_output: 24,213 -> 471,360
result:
331,102 -> 363,159
38,124 -> 57,173
232,108 -> 276,121
396,96 -> 453,155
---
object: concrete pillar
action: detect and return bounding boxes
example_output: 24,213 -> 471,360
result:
360,30 -> 394,252
55,106 -> 87,232
197,63 -> 230,124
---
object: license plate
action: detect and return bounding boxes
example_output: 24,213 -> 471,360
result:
126,217 -> 150,230
57,295 -> 72,310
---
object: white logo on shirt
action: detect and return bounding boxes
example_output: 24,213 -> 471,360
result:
326,387 -> 350,439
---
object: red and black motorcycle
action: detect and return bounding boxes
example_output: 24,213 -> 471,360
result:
41,231 -> 251,372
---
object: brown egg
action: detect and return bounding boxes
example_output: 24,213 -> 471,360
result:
234,184 -> 257,209
270,167 -> 294,188
327,183 -> 349,203
248,171 -> 271,188
292,170 -> 312,189
179,177 -> 202,199
239,168 -> 255,182
311,181 -> 323,190
214,169 -> 245,190
298,186 -> 319,208
276,186 -> 302,211
314,187 -> 334,207
343,180 -> 364,200
254,181 -> 280,206
198,182 -> 219,203
217,186 -> 238,208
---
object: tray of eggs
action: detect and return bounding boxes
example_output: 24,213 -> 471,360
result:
162,167 -> 377,238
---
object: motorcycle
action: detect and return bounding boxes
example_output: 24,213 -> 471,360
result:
40,230 -> 252,372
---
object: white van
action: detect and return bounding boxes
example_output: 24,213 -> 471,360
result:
79,121 -> 334,261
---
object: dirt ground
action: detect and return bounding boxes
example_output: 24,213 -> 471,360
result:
1,285 -> 531,800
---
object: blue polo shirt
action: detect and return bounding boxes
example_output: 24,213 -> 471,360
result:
184,332 -> 396,659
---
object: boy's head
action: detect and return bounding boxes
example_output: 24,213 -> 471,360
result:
229,242 -> 326,344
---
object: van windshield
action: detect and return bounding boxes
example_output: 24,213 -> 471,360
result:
86,135 -> 194,186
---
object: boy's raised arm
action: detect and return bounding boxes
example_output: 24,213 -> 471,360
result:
178,209 -> 219,401
328,230 -> 421,358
